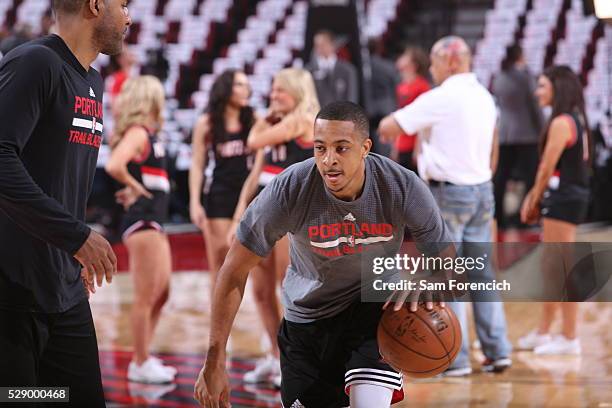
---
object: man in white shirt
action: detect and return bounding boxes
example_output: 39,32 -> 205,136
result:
379,36 -> 511,376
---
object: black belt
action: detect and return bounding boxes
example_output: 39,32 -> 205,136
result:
428,179 -> 455,187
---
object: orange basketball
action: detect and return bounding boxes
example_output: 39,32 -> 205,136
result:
377,304 -> 462,378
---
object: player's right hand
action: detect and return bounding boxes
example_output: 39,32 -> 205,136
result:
190,201 -> 206,229
74,230 -> 117,288
194,364 -> 231,408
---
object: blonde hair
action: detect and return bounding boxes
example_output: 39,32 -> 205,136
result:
273,68 -> 320,116
113,75 -> 165,146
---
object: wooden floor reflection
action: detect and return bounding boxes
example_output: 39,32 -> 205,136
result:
92,274 -> 611,408
92,229 -> 612,407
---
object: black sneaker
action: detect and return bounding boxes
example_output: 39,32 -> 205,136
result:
482,357 -> 512,373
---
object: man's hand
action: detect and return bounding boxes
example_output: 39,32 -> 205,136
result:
378,114 -> 404,144
384,288 -> 445,312
194,362 -> 231,408
74,230 -> 117,288
81,268 -> 96,298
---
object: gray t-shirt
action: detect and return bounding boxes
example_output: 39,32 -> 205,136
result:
237,154 -> 449,323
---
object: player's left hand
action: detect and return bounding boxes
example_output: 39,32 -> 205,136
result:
383,288 -> 445,312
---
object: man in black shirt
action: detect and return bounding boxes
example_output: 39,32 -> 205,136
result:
0,0 -> 131,405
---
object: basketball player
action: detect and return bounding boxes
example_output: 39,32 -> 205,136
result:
194,102 -> 450,407
189,70 -> 255,299
519,66 -> 591,355
0,0 -> 130,405
228,68 -> 319,386
105,76 -> 176,383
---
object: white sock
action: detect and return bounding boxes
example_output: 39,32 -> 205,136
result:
349,383 -> 393,408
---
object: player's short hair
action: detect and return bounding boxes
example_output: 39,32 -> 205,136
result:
52,0 -> 88,14
316,101 -> 369,140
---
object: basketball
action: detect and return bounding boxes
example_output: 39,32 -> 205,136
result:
377,304 -> 462,378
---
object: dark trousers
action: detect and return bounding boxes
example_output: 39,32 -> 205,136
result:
493,144 -> 539,229
0,299 -> 105,407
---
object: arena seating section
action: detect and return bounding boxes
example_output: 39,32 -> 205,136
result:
475,0 -> 608,128
3,0 -> 610,155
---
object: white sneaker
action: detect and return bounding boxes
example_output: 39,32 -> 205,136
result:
128,358 -> 175,384
534,335 -> 581,355
518,330 -> 552,350
481,357 -> 512,373
243,356 -> 280,383
149,356 -> 178,376
439,366 -> 473,377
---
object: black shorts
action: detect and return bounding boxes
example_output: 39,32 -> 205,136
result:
120,216 -> 164,241
278,302 -> 404,408
0,299 -> 105,407
541,187 -> 589,225
202,189 -> 240,219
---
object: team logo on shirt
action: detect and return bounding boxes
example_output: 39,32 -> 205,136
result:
343,212 -> 356,222
308,214 -> 394,257
347,235 -> 355,247
68,94 -> 103,149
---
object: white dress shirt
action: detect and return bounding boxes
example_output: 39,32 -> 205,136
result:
393,73 -> 497,185
317,56 -> 337,72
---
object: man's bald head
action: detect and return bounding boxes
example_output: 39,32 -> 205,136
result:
432,36 -> 471,59
429,36 -> 472,85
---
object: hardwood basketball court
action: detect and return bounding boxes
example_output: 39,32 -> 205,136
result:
92,228 -> 612,407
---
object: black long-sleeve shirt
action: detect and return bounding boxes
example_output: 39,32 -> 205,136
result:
0,35 -> 104,313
